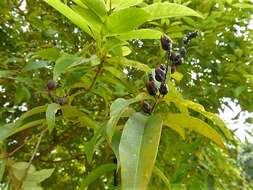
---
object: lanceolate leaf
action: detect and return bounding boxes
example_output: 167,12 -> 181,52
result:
153,166 -> 172,190
46,103 -> 61,133
104,7 -> 150,34
81,0 -> 107,20
44,0 -> 93,37
79,164 -> 116,189
116,29 -> 163,40
119,113 -> 163,190
106,93 -> 151,142
143,2 -> 203,20
111,0 -> 143,11
161,113 -> 225,149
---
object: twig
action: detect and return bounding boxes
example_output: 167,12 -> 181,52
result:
0,143 -> 26,159
16,129 -> 47,190
37,154 -> 85,163
86,66 -> 102,91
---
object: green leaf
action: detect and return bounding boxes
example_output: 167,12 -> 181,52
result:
163,119 -> 185,140
0,119 -> 45,141
233,3 -> 253,9
171,71 -> 183,82
104,7 -> 150,34
143,2 -> 203,20
0,70 -> 15,78
81,0 -> 107,20
119,113 -> 163,190
32,48 -> 60,61
14,85 -> 31,105
79,164 -> 116,189
179,100 -> 233,140
153,166 -> 171,190
11,162 -> 54,190
115,29 -> 163,40
23,61 -> 49,71
106,93 -> 151,142
111,0 -> 143,11
53,55 -> 96,80
161,113 -> 225,149
46,103 -> 61,133
72,5 -> 102,32
110,57 -> 152,73
44,0 -> 93,37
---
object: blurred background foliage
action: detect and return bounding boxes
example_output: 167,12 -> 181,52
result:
0,0 -> 253,189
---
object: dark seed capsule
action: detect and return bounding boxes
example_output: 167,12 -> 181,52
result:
179,47 -> 186,57
159,83 -> 169,96
182,37 -> 189,46
142,101 -> 152,114
187,31 -> 198,39
160,64 -> 166,71
171,64 -> 176,74
160,35 -> 172,51
170,53 -> 183,66
146,76 -> 157,96
47,80 -> 56,91
56,97 -> 67,105
155,68 -> 166,82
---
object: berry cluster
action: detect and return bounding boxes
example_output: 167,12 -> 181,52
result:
47,80 -> 67,105
143,31 -> 198,114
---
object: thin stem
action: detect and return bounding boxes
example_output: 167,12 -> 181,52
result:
16,129 -> 46,190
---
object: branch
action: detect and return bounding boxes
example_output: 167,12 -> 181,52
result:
16,129 -> 46,190
86,66 -> 102,91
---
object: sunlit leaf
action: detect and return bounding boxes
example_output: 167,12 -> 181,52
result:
119,112 -> 163,190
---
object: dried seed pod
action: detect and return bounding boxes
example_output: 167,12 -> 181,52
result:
160,35 -> 172,51
142,101 -> 152,114
159,83 -> 169,96
146,75 -> 158,96
47,80 -> 56,91
170,53 -> 184,66
187,31 -> 198,39
171,64 -> 176,74
182,37 -> 189,46
160,64 -> 166,71
155,67 -> 166,82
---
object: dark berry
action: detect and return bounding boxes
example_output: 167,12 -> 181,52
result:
171,65 -> 176,74
56,97 -> 67,105
179,47 -> 186,57
142,101 -> 152,114
146,76 -> 157,96
187,31 -> 198,39
47,80 -> 56,91
159,83 -> 169,96
160,64 -> 166,71
170,53 -> 183,66
160,35 -> 172,51
155,68 -> 166,82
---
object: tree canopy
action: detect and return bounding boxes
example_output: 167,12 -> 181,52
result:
0,0 -> 253,189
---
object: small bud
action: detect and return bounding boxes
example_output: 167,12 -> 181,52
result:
155,68 -> 166,82
179,47 -> 186,57
142,101 -> 152,114
159,83 -> 169,96
160,35 -> 172,51
146,75 -> 158,96
171,64 -> 176,74
47,80 -> 56,91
